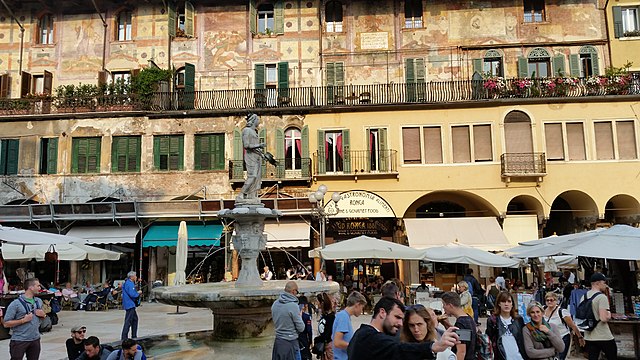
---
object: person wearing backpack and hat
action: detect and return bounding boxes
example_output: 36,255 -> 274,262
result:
581,272 -> 615,360
3,278 -> 46,360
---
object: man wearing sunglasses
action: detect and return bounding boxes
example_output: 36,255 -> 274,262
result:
66,325 -> 87,360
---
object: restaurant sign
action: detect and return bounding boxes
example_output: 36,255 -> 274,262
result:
324,191 -> 395,218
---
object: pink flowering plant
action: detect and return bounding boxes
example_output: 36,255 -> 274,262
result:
483,76 -> 506,97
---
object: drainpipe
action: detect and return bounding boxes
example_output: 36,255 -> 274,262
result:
0,0 -> 25,92
602,0 -> 612,70
90,0 -> 108,71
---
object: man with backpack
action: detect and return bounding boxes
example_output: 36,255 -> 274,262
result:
106,338 -> 146,360
3,278 -> 46,360
579,272 -> 616,360
77,336 -> 112,360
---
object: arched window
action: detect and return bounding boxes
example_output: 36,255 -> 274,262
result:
285,127 -> 302,170
483,50 -> 503,77
404,0 -> 423,28
527,47 -> 550,77
116,10 -> 133,41
504,111 -> 533,154
37,14 -> 54,45
257,3 -> 275,33
325,1 -> 343,32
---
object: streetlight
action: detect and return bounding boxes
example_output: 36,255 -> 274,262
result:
308,185 -> 341,263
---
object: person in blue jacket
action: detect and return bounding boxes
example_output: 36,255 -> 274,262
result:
121,271 -> 142,340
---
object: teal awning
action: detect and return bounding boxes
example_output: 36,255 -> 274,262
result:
142,223 -> 222,247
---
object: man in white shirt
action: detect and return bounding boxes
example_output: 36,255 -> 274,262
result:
261,266 -> 273,281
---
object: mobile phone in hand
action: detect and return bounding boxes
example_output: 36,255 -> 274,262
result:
455,328 -> 472,342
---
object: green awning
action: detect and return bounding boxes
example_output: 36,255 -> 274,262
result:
142,223 -> 222,247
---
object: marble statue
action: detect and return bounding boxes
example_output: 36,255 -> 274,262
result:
237,113 -> 265,202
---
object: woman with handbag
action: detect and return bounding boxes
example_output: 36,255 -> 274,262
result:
401,304 -> 456,360
523,301 -> 564,360
486,291 -> 528,360
315,293 -> 336,360
543,292 -> 584,360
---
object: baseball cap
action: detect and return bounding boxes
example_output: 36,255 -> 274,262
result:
590,272 -> 607,283
71,325 -> 86,333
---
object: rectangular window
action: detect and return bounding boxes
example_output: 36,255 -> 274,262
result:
404,0 -> 423,29
325,1 -> 343,32
484,58 -> 503,77
112,136 -> 141,172
544,123 -> 564,160
325,131 -> 344,172
528,59 -> 550,77
257,4 -> 275,33
616,121 -> 637,160
452,126 -> 471,163
117,11 -> 132,41
423,127 -> 443,164
594,122 -> 615,160
71,137 -> 102,174
580,54 -> 593,77
154,135 -> 184,171
622,7 -> 639,34
402,127 -> 422,164
524,0 -> 545,23
39,138 -> 58,174
266,64 -> 277,84
38,14 -> 54,45
0,139 -> 19,175
473,124 -> 493,161
566,123 -> 586,160
111,71 -> 131,85
195,134 -> 225,170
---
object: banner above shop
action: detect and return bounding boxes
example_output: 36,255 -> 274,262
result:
325,190 -> 395,218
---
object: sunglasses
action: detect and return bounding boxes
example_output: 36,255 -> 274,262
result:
545,298 -> 556,302
75,330 -> 86,334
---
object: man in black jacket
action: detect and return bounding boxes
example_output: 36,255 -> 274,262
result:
347,297 -> 459,360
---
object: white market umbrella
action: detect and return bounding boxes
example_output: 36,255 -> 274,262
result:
422,242 -> 522,268
1,243 -> 121,261
0,225 -> 86,245
318,235 -> 426,260
174,221 -> 188,286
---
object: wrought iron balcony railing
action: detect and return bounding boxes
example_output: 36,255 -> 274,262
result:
313,149 -> 398,175
0,77 -> 638,116
501,152 -> 547,178
229,157 -> 312,182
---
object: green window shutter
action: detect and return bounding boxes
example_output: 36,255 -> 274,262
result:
194,135 -> 202,170
553,54 -> 566,76
153,137 -> 161,170
569,54 -> 580,77
168,0 -> 177,37
317,130 -> 325,174
415,58 -> 426,82
472,58 -> 483,76
131,136 -> 141,172
590,53 -> 600,76
5,139 -> 19,175
185,1 -> 195,37
405,58 -> 415,83
184,63 -> 195,110
178,135 -> 184,171
342,129 -> 351,174
274,0 -> 284,35
88,138 -> 101,173
249,0 -> 257,35
335,62 -> 345,86
47,138 -> 58,174
326,63 -> 335,86
517,57 -> 529,78
301,125 -> 310,177
0,141 -> 6,174
612,6 -> 622,38
379,128 -> 388,172
278,62 -> 289,97
233,129 -> 243,178
255,64 -> 265,89
111,137 -> 120,172
213,134 -> 225,170
71,139 -> 79,173
275,128 -> 284,178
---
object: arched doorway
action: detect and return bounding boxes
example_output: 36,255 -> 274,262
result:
504,110 -> 533,154
544,190 -> 598,236
604,194 -> 640,225
406,190 -> 500,219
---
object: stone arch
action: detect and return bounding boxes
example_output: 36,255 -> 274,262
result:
404,190 -> 499,219
604,194 -> 640,225
4,199 -> 40,205
87,197 -> 121,203
506,194 -> 544,220
543,190 -> 598,236
171,195 -> 204,201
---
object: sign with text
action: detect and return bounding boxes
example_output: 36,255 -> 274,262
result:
324,190 -> 395,218
360,32 -> 389,50
327,218 -> 395,239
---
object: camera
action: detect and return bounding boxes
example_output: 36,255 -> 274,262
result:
455,328 -> 472,342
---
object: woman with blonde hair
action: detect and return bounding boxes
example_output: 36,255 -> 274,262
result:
523,301 -> 564,359
543,292 -> 584,360
456,281 -> 473,318
401,304 -> 456,360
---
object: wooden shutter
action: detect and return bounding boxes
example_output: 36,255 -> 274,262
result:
341,129 -> 350,174
98,71 -> 108,87
473,124 -> 492,161
612,6 -> 623,38
255,64 -> 265,89
111,137 -> 120,172
517,57 -> 528,78
566,123 -> 586,160
452,126 -> 471,163
0,74 -> 9,98
46,138 -> 58,174
616,121 -> 637,160
335,62 -> 345,85
4,139 -> 19,175
71,138 -> 80,173
213,134 -> 225,170
0,140 -> 5,174
233,129 -> 243,178
43,70 -> 53,95
276,128 -> 284,178
569,54 -> 580,77
130,136 -> 140,172
21,71 -> 32,97
183,63 -> 195,109
379,128 -> 388,172
590,53 -> 600,76
277,62 -> 289,98
544,123 -> 564,160
415,58 -> 425,82
472,58 -> 483,76
194,135 -> 203,170
301,125 -> 310,177
326,63 -> 335,86
168,0 -> 177,37
249,0 -> 257,35
87,137 -> 101,173
317,130 -> 326,174
405,59 -> 415,83
153,136 -> 161,170
594,122 -> 614,160
553,54 -> 565,76
402,127 -> 421,164
185,1 -> 195,37
177,135 -> 185,170
274,0 -> 284,34
423,127 -> 442,164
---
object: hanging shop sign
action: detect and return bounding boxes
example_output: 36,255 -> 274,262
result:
327,218 -> 396,239
325,190 -> 395,218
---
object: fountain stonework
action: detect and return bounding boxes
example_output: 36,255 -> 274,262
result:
152,115 -> 338,357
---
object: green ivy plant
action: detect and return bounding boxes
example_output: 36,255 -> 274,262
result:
130,67 -> 173,109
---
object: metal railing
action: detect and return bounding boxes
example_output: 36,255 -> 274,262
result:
501,152 -> 547,177
313,149 -> 398,175
229,157 -> 312,182
1,77 -> 638,116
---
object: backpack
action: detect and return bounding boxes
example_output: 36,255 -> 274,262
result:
17,296 -> 51,332
475,331 -> 492,360
50,298 -> 61,313
575,292 -> 602,331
